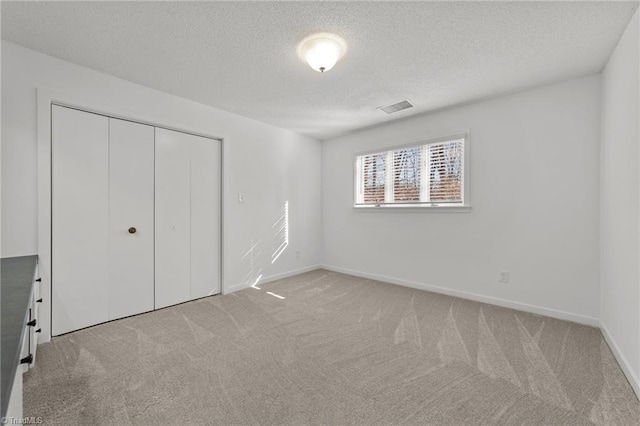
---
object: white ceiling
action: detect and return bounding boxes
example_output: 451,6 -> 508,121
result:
2,1 -> 638,140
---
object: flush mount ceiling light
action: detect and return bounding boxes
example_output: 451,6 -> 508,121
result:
297,33 -> 347,73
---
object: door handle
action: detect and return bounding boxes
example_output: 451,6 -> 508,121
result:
128,227 -> 137,234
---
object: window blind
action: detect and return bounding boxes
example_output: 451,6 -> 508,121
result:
428,139 -> 463,203
355,137 -> 465,206
392,146 -> 421,202
361,152 -> 386,203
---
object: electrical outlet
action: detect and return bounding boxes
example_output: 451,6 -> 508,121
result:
499,271 -> 510,283
238,192 -> 244,203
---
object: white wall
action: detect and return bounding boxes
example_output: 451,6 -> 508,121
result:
600,9 -> 640,397
322,74 -> 601,324
1,41 -> 322,294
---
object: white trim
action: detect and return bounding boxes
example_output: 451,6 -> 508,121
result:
320,264 -> 600,327
420,144 -> 429,202
225,265 -> 321,294
384,150 -> 394,202
43,92 -> 222,142
600,323 -> 640,400
354,156 -> 363,204
353,205 -> 471,213
353,133 -> 468,158
37,91 -> 53,344
37,89 -> 225,343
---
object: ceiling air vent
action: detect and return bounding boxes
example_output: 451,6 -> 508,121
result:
377,99 -> 414,114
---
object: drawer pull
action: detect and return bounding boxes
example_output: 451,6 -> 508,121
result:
36,328 -> 42,333
36,298 -> 43,303
27,319 -> 37,327
20,354 -> 33,365
35,278 -> 42,282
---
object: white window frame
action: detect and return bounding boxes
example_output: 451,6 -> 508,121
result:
353,134 -> 471,212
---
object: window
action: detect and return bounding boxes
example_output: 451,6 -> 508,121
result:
355,135 -> 467,208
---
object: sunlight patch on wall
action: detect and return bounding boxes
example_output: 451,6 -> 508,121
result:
251,274 -> 263,290
271,201 -> 289,264
242,238 -> 263,289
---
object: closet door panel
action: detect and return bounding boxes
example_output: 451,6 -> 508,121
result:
52,105 -> 109,335
190,137 -> 221,298
155,128 -> 191,309
108,118 -> 155,320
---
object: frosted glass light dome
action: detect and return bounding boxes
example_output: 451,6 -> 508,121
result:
297,33 -> 347,73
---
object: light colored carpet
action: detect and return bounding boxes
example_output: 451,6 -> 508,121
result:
25,269 -> 640,425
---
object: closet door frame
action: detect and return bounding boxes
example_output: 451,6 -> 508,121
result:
37,90 -> 225,341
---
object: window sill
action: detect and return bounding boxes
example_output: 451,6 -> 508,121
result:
353,205 -> 472,213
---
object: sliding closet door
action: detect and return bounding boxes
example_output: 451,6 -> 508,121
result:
52,105 -> 109,335
190,136 -> 221,298
108,119 -> 155,320
155,128 -> 221,308
155,128 -> 191,308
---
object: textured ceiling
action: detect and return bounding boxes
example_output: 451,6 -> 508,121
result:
2,1 -> 638,140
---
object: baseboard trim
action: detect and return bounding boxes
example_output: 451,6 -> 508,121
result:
320,264 -> 600,327
600,323 -> 640,400
225,264 -> 321,294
